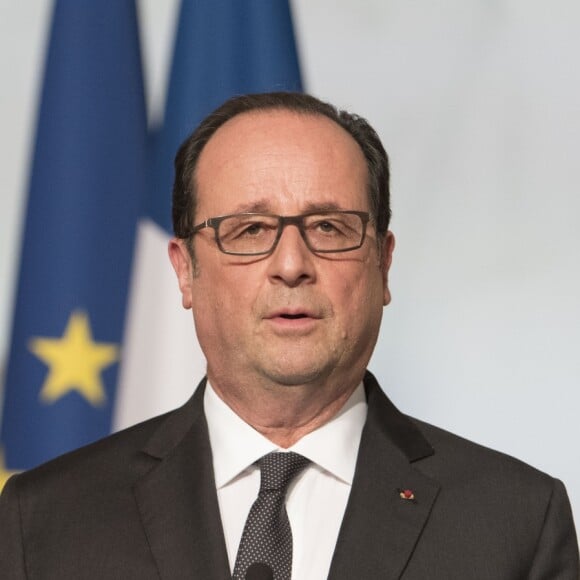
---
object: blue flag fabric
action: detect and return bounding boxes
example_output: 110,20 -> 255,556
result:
0,1 -> 148,478
147,0 -> 303,232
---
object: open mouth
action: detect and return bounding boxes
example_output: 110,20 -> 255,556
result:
279,313 -> 308,319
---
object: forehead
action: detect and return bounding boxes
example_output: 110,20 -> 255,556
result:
194,109 -> 369,214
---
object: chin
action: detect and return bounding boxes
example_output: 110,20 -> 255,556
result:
259,360 -> 335,387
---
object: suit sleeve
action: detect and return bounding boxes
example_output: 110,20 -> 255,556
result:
0,475 -> 28,579
527,478 -> 579,580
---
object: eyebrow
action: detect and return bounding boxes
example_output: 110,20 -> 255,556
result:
302,201 -> 344,212
230,200 -> 272,213
229,199 -> 347,215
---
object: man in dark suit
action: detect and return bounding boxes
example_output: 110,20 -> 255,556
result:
1,92 -> 578,579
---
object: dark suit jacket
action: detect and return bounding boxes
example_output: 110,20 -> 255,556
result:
0,372 -> 578,579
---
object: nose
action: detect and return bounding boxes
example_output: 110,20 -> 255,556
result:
266,223 -> 316,287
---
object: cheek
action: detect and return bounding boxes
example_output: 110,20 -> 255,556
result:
331,267 -> 384,331
196,264 -> 262,326
190,266 -> 227,330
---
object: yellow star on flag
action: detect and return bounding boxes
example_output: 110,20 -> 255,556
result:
0,448 -> 19,492
29,310 -> 119,407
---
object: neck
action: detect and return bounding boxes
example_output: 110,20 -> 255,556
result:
208,372 -> 362,448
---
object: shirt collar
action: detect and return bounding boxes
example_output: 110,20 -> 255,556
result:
204,380 -> 367,488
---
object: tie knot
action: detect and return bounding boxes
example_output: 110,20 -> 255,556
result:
258,451 -> 310,492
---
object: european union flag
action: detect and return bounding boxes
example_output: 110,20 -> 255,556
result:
114,0 -> 303,429
0,1 -> 148,486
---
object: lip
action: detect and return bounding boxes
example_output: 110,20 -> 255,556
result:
265,308 -> 321,320
264,309 -> 322,331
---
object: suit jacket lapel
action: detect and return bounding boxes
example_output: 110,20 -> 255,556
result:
328,372 -> 441,580
133,380 -> 231,580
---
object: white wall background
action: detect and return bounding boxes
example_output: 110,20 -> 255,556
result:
1,0 -> 578,523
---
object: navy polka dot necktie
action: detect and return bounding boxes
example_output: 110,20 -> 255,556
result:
232,452 -> 310,580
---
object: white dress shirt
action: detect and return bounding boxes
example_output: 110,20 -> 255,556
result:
204,381 -> 367,580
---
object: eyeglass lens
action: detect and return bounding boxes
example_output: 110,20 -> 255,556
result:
217,212 -> 365,255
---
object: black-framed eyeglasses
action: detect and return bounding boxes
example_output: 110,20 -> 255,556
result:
181,210 -> 370,256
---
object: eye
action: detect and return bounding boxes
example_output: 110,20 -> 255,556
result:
317,220 -> 338,233
219,215 -> 279,245
310,218 -> 346,236
242,222 -> 265,236
232,218 -> 277,239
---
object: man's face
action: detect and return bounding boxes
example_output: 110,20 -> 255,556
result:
170,110 -> 394,392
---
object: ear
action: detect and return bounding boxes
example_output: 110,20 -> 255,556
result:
380,231 -> 395,306
168,238 -> 195,309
